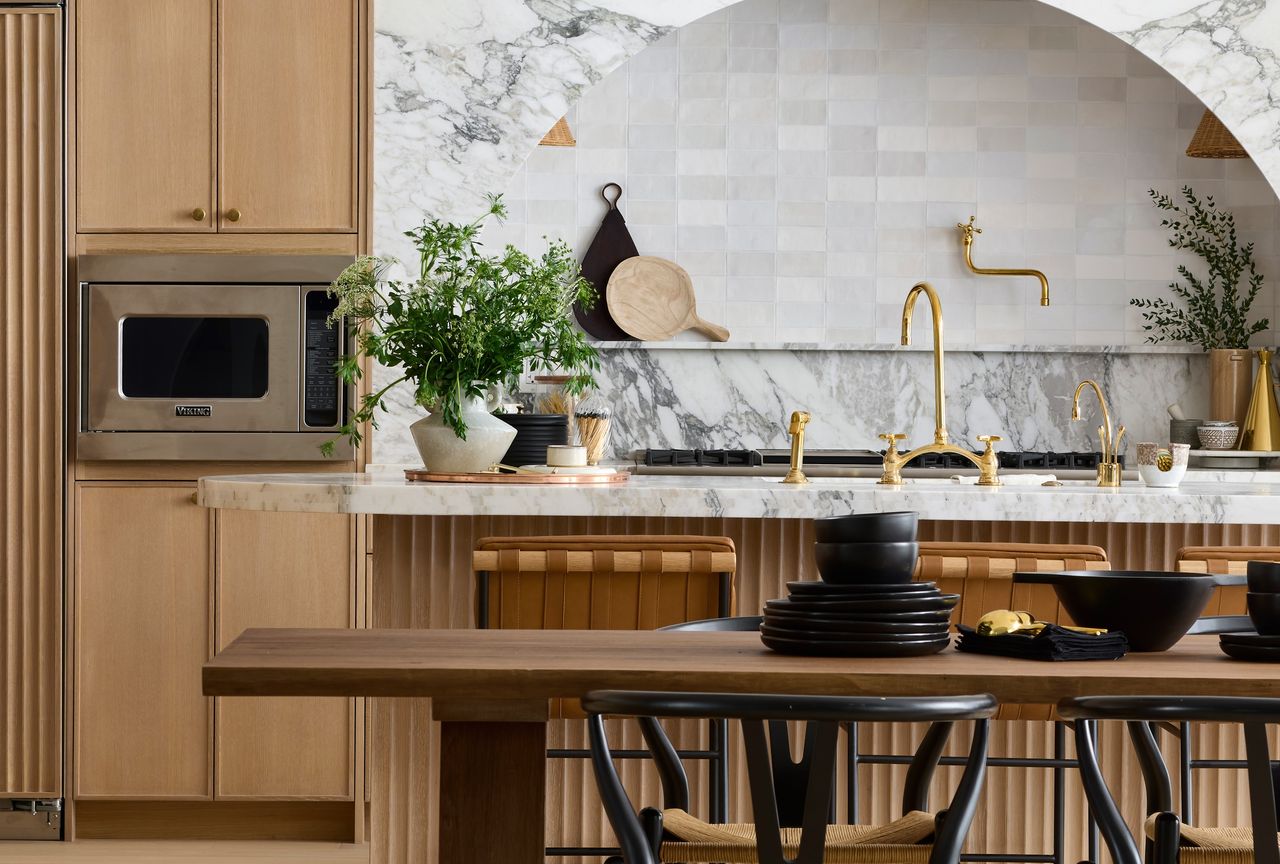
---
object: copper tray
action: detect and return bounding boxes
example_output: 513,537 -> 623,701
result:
404,468 -> 630,485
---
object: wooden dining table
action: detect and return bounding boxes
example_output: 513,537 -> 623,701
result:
204,628 -> 1280,864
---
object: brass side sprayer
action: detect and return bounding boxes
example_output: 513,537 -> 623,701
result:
783,411 -> 811,485
958,216 -> 1050,306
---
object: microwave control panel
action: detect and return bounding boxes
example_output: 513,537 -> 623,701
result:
303,289 -> 342,428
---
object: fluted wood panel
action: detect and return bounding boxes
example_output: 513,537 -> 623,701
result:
371,517 -> 1268,864
0,6 -> 62,799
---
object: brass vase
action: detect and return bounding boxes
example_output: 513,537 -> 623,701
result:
1209,348 -> 1252,430
1241,349 -> 1280,451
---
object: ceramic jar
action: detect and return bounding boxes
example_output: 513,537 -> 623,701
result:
1136,442 -> 1190,488
410,394 -> 516,473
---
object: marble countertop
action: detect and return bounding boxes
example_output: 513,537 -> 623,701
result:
197,469 -> 1280,525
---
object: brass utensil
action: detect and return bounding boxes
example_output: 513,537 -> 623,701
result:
976,609 -> 1107,637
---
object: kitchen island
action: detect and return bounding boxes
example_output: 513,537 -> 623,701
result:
199,469 -> 1280,864
199,470 -> 1280,525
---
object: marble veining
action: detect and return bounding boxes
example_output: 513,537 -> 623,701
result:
367,346 -> 1208,464
198,471 -> 1280,525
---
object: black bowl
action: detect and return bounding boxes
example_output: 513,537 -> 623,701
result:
1248,561 -> 1280,593
813,541 -> 919,585
814,511 -> 918,544
1013,570 -> 1219,652
1248,592 -> 1280,636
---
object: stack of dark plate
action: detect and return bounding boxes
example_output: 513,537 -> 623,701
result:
1221,561 -> 1280,662
500,413 -> 570,467
761,511 -> 958,657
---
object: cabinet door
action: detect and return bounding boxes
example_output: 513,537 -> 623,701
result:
76,0 -> 216,232
218,0 -> 358,233
75,485 -> 212,799
214,510 -> 354,800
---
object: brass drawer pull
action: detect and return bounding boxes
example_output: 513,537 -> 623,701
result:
191,207 -> 206,222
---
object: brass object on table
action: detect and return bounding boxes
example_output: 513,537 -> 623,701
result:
878,282 -> 1002,487
1071,379 -> 1123,487
957,216 -> 1050,306
976,608 -> 1107,637
1240,348 -> 1280,451
782,410 -> 811,485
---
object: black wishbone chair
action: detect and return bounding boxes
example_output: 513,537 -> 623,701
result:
584,690 -> 996,864
1060,696 -> 1280,864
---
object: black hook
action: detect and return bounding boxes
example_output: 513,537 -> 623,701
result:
601,182 -> 623,210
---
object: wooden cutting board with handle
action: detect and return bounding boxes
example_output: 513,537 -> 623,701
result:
606,256 -> 730,342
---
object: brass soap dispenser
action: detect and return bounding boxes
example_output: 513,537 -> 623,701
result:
1240,348 -> 1280,451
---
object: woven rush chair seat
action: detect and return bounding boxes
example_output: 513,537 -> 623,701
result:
656,807 -> 937,863
1144,815 -> 1279,854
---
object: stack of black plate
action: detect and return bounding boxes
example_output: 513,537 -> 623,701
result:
761,581 -> 958,657
500,414 -> 570,466
1219,633 -> 1280,662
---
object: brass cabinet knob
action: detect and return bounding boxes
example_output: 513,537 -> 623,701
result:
226,208 -> 242,223
191,207 -> 206,222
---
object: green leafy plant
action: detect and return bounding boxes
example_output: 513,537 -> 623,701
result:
322,195 -> 598,455
1130,185 -> 1267,349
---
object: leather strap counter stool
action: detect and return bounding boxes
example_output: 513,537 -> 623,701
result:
849,541 -> 1111,864
1169,546 -> 1278,828
473,535 -> 737,858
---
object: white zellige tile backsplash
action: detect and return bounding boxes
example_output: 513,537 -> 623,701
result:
480,0 -> 1280,348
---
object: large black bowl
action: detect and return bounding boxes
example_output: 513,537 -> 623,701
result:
814,511 -> 918,544
1013,570 -> 1241,652
813,541 -> 919,585
1248,561 -> 1280,593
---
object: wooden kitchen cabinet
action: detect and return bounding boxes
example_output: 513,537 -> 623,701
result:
214,509 -> 355,800
74,486 -> 357,801
76,0 -> 359,235
75,485 -> 213,799
218,0 -> 358,233
76,0 -> 217,233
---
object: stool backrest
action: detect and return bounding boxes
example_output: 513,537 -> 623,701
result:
917,541 -> 1110,629
473,535 -> 736,630
1175,545 -> 1275,615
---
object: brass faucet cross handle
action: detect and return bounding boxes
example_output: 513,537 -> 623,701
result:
783,411 -> 811,485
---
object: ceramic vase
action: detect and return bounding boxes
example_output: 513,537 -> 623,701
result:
410,395 -> 516,474
1136,442 -> 1189,488
1209,348 -> 1252,434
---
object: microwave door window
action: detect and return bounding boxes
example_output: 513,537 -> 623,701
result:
120,316 -> 269,399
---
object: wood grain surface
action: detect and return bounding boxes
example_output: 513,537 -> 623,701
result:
606,256 -> 730,341
205,629 -> 1271,703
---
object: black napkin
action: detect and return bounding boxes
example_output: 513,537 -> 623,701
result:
956,624 -> 1129,661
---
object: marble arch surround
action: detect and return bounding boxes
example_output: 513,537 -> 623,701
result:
375,0 -> 1280,254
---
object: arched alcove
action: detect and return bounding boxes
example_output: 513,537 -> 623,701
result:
375,0 -> 1280,245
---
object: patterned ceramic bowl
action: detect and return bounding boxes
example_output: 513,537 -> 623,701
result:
1197,424 -> 1239,450
1136,442 -> 1190,488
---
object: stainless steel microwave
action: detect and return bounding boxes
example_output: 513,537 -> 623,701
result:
76,255 -> 354,461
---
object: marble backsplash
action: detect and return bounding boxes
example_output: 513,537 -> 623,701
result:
369,344 -> 1210,463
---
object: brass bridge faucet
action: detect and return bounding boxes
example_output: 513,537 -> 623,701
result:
958,216 -> 1050,306
783,410 -> 811,485
879,282 -> 1002,487
1071,379 -> 1125,487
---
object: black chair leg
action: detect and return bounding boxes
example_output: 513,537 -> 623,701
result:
1053,721 -> 1066,864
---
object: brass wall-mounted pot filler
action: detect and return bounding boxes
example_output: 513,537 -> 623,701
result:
958,216 -> 1050,307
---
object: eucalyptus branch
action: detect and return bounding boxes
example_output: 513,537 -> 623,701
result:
1131,185 -> 1268,350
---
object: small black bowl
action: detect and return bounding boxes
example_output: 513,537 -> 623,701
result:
1248,561 -> 1280,593
813,541 -> 919,585
813,511 -> 918,544
1248,592 -> 1280,636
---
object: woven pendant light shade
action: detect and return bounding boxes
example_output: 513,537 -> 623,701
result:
539,116 -> 576,147
1186,108 -> 1248,158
